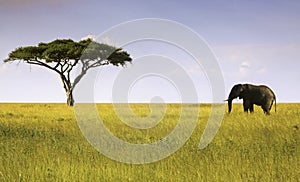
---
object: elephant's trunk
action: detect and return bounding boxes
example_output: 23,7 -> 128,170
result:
227,90 -> 236,113
228,99 -> 233,113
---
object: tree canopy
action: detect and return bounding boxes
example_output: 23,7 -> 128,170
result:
4,39 -> 132,106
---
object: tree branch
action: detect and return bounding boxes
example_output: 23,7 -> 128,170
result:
89,59 -> 109,68
66,59 -> 79,88
26,59 -> 61,75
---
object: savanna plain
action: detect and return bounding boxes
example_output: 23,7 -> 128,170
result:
0,103 -> 299,181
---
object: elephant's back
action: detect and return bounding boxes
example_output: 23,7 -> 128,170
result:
258,85 -> 276,99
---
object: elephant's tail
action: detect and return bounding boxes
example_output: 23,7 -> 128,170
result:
274,97 -> 277,112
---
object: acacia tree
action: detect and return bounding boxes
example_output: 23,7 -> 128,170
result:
4,39 -> 132,106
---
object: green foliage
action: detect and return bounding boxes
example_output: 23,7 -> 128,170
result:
4,39 -> 132,65
4,46 -> 43,62
0,103 -> 299,181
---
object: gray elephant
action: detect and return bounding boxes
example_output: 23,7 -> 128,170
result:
225,84 -> 276,115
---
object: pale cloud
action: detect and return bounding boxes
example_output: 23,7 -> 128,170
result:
214,43 -> 300,77
81,34 -> 96,41
240,61 -> 250,68
240,61 -> 250,70
238,61 -> 251,77
212,43 -> 300,96
81,35 -> 120,46
100,36 -> 119,46
214,44 -> 300,64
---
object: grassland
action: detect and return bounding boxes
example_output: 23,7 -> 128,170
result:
0,103 -> 299,181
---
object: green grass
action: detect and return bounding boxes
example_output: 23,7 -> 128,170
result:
0,103 -> 299,181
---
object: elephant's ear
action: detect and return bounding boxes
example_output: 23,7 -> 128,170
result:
239,84 -> 245,92
240,84 -> 249,92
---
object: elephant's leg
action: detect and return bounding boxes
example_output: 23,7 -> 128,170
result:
261,105 -> 270,115
249,104 -> 254,113
243,100 -> 250,113
265,108 -> 270,115
264,99 -> 273,115
269,101 -> 274,112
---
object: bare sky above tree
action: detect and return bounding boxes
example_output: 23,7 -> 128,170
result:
1,0 -> 300,103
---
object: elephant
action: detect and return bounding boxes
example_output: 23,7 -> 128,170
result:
225,84 -> 276,115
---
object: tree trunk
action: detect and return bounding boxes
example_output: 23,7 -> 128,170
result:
66,90 -> 74,106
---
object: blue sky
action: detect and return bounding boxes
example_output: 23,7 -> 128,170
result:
1,0 -> 300,103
